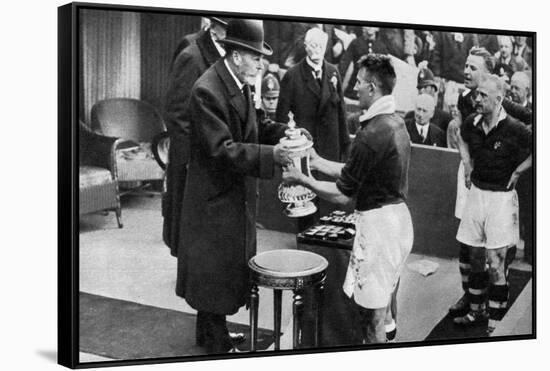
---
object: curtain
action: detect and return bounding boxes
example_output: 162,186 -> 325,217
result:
79,9 -> 140,126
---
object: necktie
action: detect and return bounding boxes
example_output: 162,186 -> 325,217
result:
242,84 -> 251,109
419,127 -> 426,141
313,69 -> 322,86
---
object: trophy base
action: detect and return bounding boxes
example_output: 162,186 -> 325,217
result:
284,201 -> 317,218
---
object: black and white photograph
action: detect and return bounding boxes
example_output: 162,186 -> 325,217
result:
5,0 -> 542,370
56,0 -> 539,368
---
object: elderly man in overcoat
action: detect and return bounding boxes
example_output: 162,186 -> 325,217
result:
163,17 -> 227,256
276,27 -> 350,163
175,19 -> 291,354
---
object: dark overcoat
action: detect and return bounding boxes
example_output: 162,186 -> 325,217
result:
276,58 -> 350,162
163,30 -> 221,256
175,59 -> 287,315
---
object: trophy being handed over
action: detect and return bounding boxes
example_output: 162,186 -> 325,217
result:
277,112 -> 317,217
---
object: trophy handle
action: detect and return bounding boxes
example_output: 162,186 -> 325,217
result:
306,151 -> 312,177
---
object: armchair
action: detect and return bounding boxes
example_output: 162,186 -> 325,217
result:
79,121 -> 123,228
91,98 -> 166,195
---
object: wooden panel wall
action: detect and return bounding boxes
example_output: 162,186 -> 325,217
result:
139,13 -> 200,115
79,9 -> 141,126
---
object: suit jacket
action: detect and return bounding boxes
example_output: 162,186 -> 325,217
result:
163,29 -> 221,256
176,60 -> 287,315
405,118 -> 446,147
404,108 -> 452,133
276,58 -> 350,162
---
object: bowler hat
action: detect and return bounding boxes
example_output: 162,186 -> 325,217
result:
219,19 -> 273,56
261,74 -> 280,98
417,68 -> 438,90
209,17 -> 228,26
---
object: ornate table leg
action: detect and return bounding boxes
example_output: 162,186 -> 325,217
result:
273,289 -> 282,350
250,284 -> 259,352
315,278 -> 326,347
293,289 -> 304,349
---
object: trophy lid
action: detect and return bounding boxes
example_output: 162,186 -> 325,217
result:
280,112 -> 312,151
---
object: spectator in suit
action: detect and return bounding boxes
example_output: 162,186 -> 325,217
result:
513,36 -> 532,68
162,17 -> 228,256
276,27 -> 350,162
404,68 -> 453,133
508,71 -> 532,110
494,35 -> 529,73
405,94 -> 446,147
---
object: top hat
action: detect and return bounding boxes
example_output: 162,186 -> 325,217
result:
218,19 -> 273,56
261,73 -> 280,98
417,68 -> 437,90
209,17 -> 229,26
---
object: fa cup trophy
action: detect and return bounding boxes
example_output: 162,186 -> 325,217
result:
277,112 -> 317,217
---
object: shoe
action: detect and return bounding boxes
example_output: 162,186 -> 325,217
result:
453,310 -> 489,326
448,295 -> 470,317
228,347 -> 243,353
228,331 -> 246,345
386,328 -> 397,343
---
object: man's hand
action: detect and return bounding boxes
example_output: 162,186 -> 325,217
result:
273,143 -> 292,166
282,166 -> 306,185
463,161 -> 473,189
507,171 -> 521,190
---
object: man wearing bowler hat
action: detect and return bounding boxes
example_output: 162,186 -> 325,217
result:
174,19 -> 293,354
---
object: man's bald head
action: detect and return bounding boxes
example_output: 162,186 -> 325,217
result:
414,93 -> 436,126
304,27 -> 328,64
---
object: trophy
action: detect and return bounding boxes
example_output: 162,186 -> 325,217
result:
277,112 -> 317,217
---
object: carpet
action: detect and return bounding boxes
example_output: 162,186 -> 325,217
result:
79,292 -> 275,360
425,269 -> 532,341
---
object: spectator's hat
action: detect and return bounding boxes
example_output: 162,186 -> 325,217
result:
209,17 -> 229,27
218,19 -> 273,56
417,68 -> 438,91
261,74 -> 280,98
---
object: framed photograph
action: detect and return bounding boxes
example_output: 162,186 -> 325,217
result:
58,1 -> 536,368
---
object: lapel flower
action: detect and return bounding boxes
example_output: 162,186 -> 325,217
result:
330,73 -> 338,90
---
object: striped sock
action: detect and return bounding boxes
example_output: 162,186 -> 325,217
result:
468,271 -> 488,312
459,243 -> 471,293
488,284 -> 509,331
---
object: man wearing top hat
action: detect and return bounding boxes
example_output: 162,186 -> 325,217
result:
163,16 -> 228,257
174,19 -> 292,354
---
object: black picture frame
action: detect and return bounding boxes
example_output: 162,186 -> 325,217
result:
58,1 -> 536,369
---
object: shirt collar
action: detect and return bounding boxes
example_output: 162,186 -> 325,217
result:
306,57 -> 323,72
211,32 -> 226,57
473,107 -> 507,128
359,95 -> 396,123
223,58 -> 244,91
462,88 -> 471,97
416,122 -> 428,132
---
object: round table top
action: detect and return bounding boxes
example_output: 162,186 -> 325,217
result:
249,249 -> 328,278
